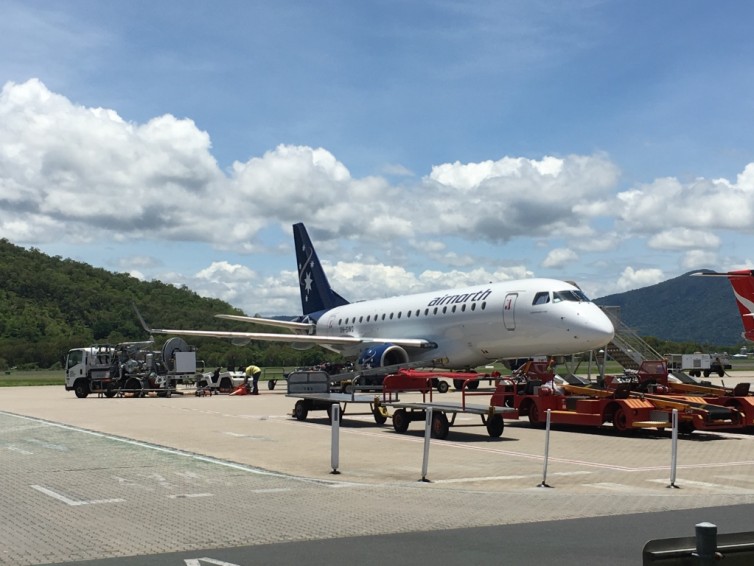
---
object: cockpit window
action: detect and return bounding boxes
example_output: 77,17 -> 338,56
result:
532,292 -> 550,305
553,290 -> 591,303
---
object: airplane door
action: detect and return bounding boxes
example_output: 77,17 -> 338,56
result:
503,293 -> 517,331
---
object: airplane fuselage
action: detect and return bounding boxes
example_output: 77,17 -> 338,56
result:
315,278 -> 614,367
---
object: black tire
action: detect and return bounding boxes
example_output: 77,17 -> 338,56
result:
124,377 -> 143,397
466,379 -> 479,391
679,421 -> 695,435
373,406 -> 388,425
325,404 -> 343,422
612,407 -> 630,433
267,380 -> 276,390
74,381 -> 90,399
104,387 -> 117,398
392,409 -> 410,433
293,400 -> 308,421
718,370 -> 725,377
431,412 -> 450,439
486,414 -> 504,438
528,402 -> 541,426
436,380 -> 449,394
453,379 -> 464,391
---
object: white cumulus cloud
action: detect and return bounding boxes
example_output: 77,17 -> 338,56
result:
542,248 -> 579,269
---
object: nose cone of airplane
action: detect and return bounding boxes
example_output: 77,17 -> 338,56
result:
577,307 -> 615,349
570,304 -> 615,351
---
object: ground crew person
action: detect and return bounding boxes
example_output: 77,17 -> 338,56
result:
244,364 -> 262,395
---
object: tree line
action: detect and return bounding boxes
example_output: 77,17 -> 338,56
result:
0,239 -> 337,371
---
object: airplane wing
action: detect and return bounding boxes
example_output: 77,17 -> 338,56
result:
214,314 -> 314,332
144,326 -> 436,349
133,305 -> 435,349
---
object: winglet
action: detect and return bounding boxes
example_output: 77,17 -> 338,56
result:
132,303 -> 155,337
293,223 -> 349,316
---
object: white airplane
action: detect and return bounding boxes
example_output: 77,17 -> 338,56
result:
142,223 -> 615,369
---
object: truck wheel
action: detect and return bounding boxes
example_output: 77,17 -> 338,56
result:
104,387 -> 117,398
293,400 -> 309,421
74,381 -> 90,399
486,414 -> 505,438
124,377 -> 143,397
325,404 -> 342,422
436,380 -> 449,394
392,409 -> 410,433
612,407 -> 630,433
679,421 -> 695,435
431,412 -> 450,439
528,402 -> 541,426
267,380 -> 276,390
373,406 -> 388,425
453,379 -> 464,391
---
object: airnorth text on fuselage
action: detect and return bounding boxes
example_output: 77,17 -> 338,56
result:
427,289 -> 492,307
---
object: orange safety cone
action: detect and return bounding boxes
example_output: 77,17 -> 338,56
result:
230,384 -> 249,396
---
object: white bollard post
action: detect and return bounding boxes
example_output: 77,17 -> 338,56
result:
668,408 -> 679,488
421,407 -> 433,482
538,409 -> 552,488
331,403 -> 340,475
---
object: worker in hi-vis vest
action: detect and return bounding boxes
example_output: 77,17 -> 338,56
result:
244,364 -> 262,395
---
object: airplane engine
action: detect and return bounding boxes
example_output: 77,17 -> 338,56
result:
357,344 -> 410,368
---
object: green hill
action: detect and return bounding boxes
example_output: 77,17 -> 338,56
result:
594,270 -> 744,347
0,239 -> 330,370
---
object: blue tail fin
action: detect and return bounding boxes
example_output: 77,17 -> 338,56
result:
293,223 -> 350,316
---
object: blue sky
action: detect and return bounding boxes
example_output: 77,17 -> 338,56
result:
2,0 -> 754,316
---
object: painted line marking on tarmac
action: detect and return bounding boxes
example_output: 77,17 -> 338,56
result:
168,493 -> 214,499
25,438 -> 68,451
433,471 -> 592,484
185,557 -> 240,565
648,478 -> 754,494
282,418 -> 754,474
5,445 -> 33,454
716,474 -> 754,484
31,484 -> 125,506
0,411 -> 342,487
584,482 -> 642,492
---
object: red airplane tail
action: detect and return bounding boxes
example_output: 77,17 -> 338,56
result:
725,270 -> 754,342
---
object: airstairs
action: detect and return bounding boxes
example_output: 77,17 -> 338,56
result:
598,307 -> 664,370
